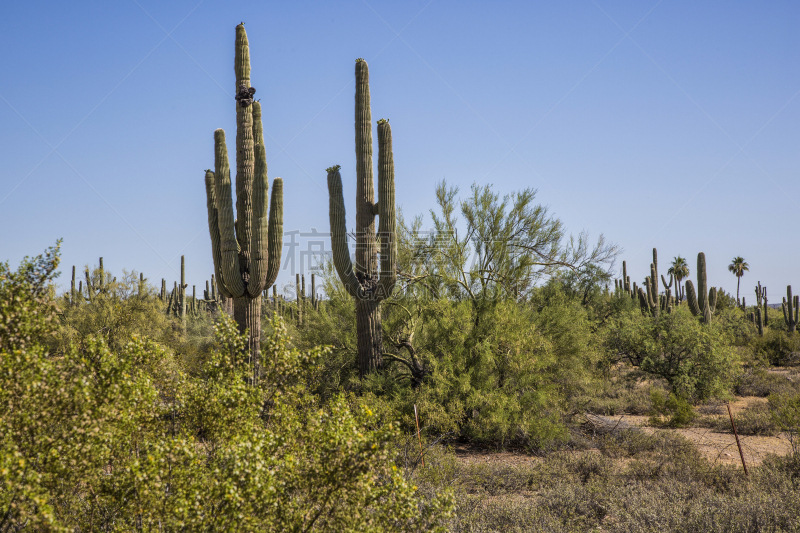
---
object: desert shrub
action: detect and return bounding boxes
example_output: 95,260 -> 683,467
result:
649,390 -> 697,427
750,328 -> 800,366
0,246 -> 453,531
699,401 -> 780,436
604,306 -> 739,401
770,392 -> 800,453
48,267 -> 184,355
735,367 -> 800,397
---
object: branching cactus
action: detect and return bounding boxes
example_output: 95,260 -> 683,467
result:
639,248 -> 672,316
326,59 -> 397,377
204,23 -> 284,371
782,285 -> 798,333
755,281 -> 769,326
686,252 -> 717,324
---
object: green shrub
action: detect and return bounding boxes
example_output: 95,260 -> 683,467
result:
750,328 -> 800,366
0,245 -> 453,531
604,306 -> 739,401
735,367 -> 800,397
649,390 -> 697,427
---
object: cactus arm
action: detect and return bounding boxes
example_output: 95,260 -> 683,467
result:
354,59 -> 377,278
214,129 -> 245,297
376,119 -> 396,301
327,166 -> 361,298
686,280 -> 701,316
205,169 -> 228,299
708,287 -> 717,315
247,104 -> 270,296
263,177 -> 283,290
661,273 -> 673,290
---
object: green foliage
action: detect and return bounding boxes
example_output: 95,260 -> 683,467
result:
713,287 -> 738,313
604,306 -> 739,401
749,327 -> 800,366
649,390 -> 697,427
0,246 -> 452,531
770,392 -> 800,452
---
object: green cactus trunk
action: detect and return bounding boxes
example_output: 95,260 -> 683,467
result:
204,24 -> 283,371
686,252 -> 717,324
325,60 -> 397,377
756,306 -> 764,336
70,266 -> 76,305
782,285 -> 798,333
180,255 -> 186,319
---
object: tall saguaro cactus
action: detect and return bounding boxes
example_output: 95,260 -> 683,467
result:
326,59 -> 397,377
783,285 -> 798,333
686,252 -> 717,324
204,23 -> 284,369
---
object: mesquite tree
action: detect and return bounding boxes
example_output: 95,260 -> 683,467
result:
205,23 -> 283,372
326,59 -> 397,377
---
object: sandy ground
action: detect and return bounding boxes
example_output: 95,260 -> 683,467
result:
453,396 -> 795,469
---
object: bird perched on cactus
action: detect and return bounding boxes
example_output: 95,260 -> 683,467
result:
204,23 -> 283,373
326,59 -> 397,377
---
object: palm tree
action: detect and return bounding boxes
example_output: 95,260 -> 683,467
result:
668,256 -> 689,303
728,256 -> 749,304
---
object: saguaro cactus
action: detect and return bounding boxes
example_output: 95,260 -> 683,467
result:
686,252 -> 717,324
783,285 -> 798,333
326,59 -> 397,377
755,282 -> 769,326
204,23 -> 284,369
638,248 -> 661,317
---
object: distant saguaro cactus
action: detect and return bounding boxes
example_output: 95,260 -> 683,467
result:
204,23 -> 284,371
782,285 -> 798,333
755,282 -> 769,327
686,252 -> 717,324
326,60 -> 397,377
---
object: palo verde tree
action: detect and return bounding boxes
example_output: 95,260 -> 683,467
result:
326,59 -> 397,377
205,23 -> 283,372
403,180 -> 617,313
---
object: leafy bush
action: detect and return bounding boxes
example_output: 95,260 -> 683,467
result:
735,367 -> 800,397
604,306 -> 739,401
649,390 -> 697,427
750,328 -> 800,366
0,245 -> 453,531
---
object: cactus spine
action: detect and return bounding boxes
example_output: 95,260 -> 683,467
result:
782,285 -> 798,333
326,59 -> 397,377
204,24 -> 283,370
686,252 -> 717,324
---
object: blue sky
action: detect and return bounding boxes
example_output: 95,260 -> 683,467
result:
1,0 -> 798,300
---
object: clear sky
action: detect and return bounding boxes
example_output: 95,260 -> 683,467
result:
1,0 -> 798,301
